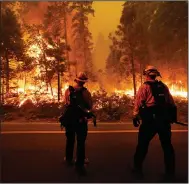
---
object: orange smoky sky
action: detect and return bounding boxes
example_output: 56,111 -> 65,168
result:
89,1 -> 124,71
89,1 -> 124,43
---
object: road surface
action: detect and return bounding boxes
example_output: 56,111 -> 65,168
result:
1,121 -> 188,183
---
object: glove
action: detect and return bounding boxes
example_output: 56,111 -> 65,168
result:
60,125 -> 64,131
133,116 -> 141,127
169,120 -> 175,124
93,117 -> 97,127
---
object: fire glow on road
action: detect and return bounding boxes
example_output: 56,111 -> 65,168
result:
1,129 -> 188,134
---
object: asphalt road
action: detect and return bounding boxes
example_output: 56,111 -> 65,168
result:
1,122 -> 188,183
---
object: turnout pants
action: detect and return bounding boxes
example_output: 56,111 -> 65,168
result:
134,120 -> 175,175
65,121 -> 88,167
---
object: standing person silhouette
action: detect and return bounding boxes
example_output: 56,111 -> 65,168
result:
63,72 -> 92,175
132,66 -> 176,181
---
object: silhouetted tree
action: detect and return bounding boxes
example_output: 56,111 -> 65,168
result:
71,2 -> 94,76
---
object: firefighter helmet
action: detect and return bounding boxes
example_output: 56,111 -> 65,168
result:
143,65 -> 161,77
75,72 -> 88,82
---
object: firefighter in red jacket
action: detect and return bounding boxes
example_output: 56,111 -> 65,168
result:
132,66 -> 176,181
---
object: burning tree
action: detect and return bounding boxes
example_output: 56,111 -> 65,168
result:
106,1 -> 188,97
0,2 -> 187,123
71,2 -> 94,77
43,4 -> 71,101
0,6 -> 25,97
0,2 -> 96,105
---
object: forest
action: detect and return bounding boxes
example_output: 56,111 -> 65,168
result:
0,1 -> 188,122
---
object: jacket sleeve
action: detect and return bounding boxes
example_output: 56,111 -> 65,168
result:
64,88 -> 70,105
133,85 -> 147,117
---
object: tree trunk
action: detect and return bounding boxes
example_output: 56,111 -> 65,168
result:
46,79 -> 49,92
17,77 -> 19,94
24,74 -> 26,93
63,6 -> 70,73
75,60 -> 78,76
0,1 -> 2,104
83,30 -> 87,72
0,61 -> 2,104
57,60 -> 60,102
81,5 -> 87,72
0,73 -> 2,104
5,50 -> 9,94
42,52 -> 49,92
45,68 -> 49,92
49,80 -> 53,96
140,63 -> 143,85
2,75 -> 5,104
130,52 -> 137,97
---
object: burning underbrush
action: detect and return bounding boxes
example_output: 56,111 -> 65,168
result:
1,90 -> 188,123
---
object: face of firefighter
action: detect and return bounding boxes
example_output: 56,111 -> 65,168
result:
75,80 -> 85,87
145,74 -> 157,81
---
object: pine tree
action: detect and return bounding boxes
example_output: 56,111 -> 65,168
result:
1,7 -> 24,94
71,2 -> 94,77
43,3 -> 70,101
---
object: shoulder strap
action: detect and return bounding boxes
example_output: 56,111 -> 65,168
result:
144,81 -> 166,105
80,87 -> 87,92
144,81 -> 159,95
69,85 -> 75,93
68,86 -> 88,106
69,86 -> 87,92
144,80 -> 158,85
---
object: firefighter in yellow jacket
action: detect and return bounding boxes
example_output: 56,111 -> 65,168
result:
132,66 -> 176,181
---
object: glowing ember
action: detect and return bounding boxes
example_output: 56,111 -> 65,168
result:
114,89 -> 134,97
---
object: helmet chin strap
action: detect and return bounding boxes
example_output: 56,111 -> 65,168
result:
143,69 -> 162,78
157,71 -> 162,78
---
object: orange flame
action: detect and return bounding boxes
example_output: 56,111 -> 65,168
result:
7,37 -> 187,107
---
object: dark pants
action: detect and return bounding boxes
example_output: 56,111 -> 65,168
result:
65,121 -> 88,167
134,119 -> 175,175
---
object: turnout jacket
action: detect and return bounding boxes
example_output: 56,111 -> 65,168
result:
64,85 -> 93,110
133,79 -> 175,117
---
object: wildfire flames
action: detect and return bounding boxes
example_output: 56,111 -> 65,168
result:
17,84 -> 69,107
6,81 -> 187,108
169,82 -> 187,98
5,38 -> 187,108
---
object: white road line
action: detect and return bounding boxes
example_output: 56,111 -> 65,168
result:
1,129 -> 188,134
2,122 -> 188,125
1,122 -> 133,125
